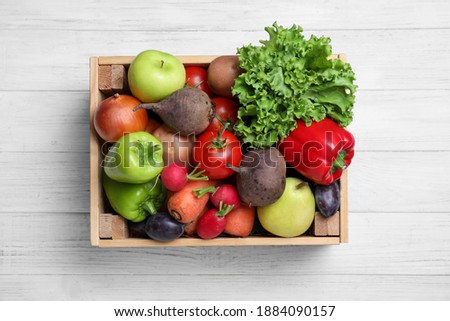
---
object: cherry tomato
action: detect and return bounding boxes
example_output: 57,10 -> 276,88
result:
193,129 -> 242,180
205,97 -> 239,133
185,66 -> 214,98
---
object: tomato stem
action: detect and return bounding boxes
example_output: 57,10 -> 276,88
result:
209,123 -> 231,149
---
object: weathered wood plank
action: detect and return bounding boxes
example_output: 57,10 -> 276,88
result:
0,29 -> 449,91
0,212 -> 449,276
1,0 -> 448,31
0,274 -> 448,300
1,90 -> 449,153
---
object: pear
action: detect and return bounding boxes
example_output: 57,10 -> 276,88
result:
257,177 -> 315,237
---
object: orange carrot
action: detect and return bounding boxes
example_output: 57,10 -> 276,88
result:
224,203 -> 256,237
184,205 -> 209,235
167,180 -> 213,224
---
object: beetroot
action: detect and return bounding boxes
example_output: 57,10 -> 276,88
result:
134,87 -> 215,135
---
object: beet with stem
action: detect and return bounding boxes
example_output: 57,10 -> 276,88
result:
134,87 -> 215,135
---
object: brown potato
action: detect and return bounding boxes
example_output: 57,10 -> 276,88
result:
152,125 -> 194,169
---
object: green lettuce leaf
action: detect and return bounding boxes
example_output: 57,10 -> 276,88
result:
232,22 -> 357,148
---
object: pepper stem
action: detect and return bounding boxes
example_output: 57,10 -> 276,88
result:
193,185 -> 216,198
142,200 -> 157,215
331,150 -> 348,173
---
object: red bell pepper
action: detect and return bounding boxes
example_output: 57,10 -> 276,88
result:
278,118 -> 355,185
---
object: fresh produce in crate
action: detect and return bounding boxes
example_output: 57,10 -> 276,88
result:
152,125 -> 194,169
167,180 -> 216,224
207,55 -> 243,98
314,181 -> 340,217
103,131 -> 164,184
128,49 -> 186,103
193,126 -> 243,180
278,118 -> 354,185
232,22 -> 356,148
161,163 -> 208,192
134,87 -> 215,135
258,177 -> 315,237
224,204 -> 256,237
204,97 -> 239,133
102,171 -> 167,223
92,21 -> 357,245
193,184 -> 241,209
197,202 -> 235,239
185,66 -> 214,98
94,93 -> 148,142
229,147 -> 286,207
145,212 -> 185,242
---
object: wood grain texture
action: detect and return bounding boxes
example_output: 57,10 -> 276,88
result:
0,0 -> 449,301
1,0 -> 449,30
0,213 -> 449,276
1,29 -> 450,91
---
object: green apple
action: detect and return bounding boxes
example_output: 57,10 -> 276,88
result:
257,177 -> 315,237
128,50 -> 186,103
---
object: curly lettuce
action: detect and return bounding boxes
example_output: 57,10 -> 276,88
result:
232,22 -> 357,148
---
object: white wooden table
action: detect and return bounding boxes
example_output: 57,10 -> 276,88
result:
1,0 -> 449,300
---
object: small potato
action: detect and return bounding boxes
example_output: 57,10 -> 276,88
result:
152,125 -> 194,169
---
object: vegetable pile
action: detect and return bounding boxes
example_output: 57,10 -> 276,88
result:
233,22 -> 357,148
93,22 -> 357,243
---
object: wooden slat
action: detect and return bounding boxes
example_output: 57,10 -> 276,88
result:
98,236 -> 340,247
340,170 -> 349,242
1,29 -> 450,91
1,212 -> 449,276
311,212 -> 328,236
98,213 -> 113,239
0,274 -> 449,300
98,65 -> 128,95
89,57 -> 101,246
2,0 -> 450,31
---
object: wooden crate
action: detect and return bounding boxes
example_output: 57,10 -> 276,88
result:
89,55 -> 349,247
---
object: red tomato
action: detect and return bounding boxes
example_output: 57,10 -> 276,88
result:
193,129 -> 242,180
185,66 -> 214,98
205,97 -> 239,133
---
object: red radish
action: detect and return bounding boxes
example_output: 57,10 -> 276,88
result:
161,163 -> 208,192
193,184 -> 240,209
211,184 -> 240,209
197,202 -> 234,239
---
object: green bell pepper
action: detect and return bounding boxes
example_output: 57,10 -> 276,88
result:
104,131 -> 164,184
102,170 -> 167,223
